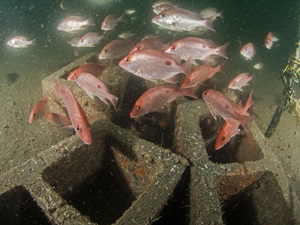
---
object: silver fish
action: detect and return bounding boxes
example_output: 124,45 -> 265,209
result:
153,3 -> 175,14
57,16 -> 95,33
118,31 -> 136,39
152,0 -> 173,8
152,7 -> 215,32
76,32 -> 104,47
7,36 -> 35,48
199,7 -> 223,20
240,43 -> 255,60
253,62 -> 264,69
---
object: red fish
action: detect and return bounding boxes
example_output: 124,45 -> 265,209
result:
180,62 -> 225,89
68,63 -> 107,80
55,84 -> 92,145
45,113 -> 72,127
70,72 -> 118,111
98,39 -> 134,59
129,37 -> 168,53
227,73 -> 254,92
215,91 -> 253,150
101,10 -> 135,30
101,14 -> 123,30
265,32 -> 279,49
240,43 -> 255,60
164,37 -> 228,62
202,89 -> 253,131
77,32 -> 104,47
130,84 -> 198,117
153,4 -> 175,14
29,96 -> 49,123
119,49 -> 192,83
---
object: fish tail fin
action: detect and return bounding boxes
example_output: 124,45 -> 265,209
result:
218,10 -> 224,20
204,17 -> 215,32
250,73 -> 256,82
181,57 -> 193,75
30,39 -> 36,46
86,18 -> 95,26
239,114 -> 253,132
216,61 -> 226,74
272,35 -> 279,42
181,86 -> 199,99
244,90 -> 254,111
120,9 -> 135,22
217,43 -> 229,59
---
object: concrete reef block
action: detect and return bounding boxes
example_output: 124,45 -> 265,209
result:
174,99 -> 300,225
0,120 -> 188,225
41,52 -> 131,124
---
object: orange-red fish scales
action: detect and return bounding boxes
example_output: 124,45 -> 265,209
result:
29,96 -> 49,123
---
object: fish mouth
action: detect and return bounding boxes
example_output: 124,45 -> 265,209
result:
151,15 -> 160,23
129,113 -> 138,118
82,136 -> 92,145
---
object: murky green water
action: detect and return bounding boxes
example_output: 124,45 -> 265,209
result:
0,0 -> 300,224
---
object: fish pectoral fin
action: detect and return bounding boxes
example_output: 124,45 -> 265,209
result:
96,95 -> 110,106
163,75 -> 179,84
238,115 -> 253,132
145,78 -> 158,83
207,104 -> 217,120
85,90 -> 94,99
62,125 -> 74,129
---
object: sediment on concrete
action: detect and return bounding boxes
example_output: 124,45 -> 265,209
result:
174,99 -> 300,225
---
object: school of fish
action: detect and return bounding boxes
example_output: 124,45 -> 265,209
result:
26,0 -> 279,148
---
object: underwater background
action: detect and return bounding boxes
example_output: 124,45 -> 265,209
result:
0,0 -> 300,208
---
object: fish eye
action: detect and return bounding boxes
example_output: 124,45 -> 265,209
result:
125,57 -> 131,62
136,106 -> 141,111
203,91 -> 207,96
160,13 -> 165,18
76,125 -> 81,132
33,113 -> 36,118
104,49 -> 108,53
221,136 -> 226,141
171,45 -> 176,50
74,74 -> 78,78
